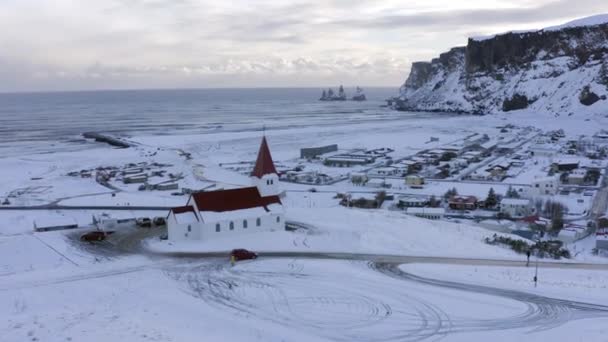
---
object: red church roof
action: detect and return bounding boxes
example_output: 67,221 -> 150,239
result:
189,187 -> 281,213
251,136 -> 277,178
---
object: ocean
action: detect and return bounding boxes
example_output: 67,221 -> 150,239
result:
0,87 -> 402,156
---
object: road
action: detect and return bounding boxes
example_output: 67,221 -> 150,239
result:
6,224 -> 608,341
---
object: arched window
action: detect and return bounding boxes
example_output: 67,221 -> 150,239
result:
187,225 -> 192,232
243,220 -> 248,228
229,221 -> 234,230
256,218 -> 261,226
215,223 -> 220,232
276,216 -> 280,223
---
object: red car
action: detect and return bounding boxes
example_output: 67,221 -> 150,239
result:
230,249 -> 258,261
80,230 -> 114,242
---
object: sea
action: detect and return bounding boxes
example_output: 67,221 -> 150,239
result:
0,87 -> 407,157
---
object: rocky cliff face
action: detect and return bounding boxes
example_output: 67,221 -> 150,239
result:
396,15 -> 608,115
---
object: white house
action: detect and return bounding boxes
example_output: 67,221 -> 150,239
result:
167,136 -> 285,242
527,176 -> 559,197
529,143 -> 560,157
500,198 -> 532,218
567,169 -> 587,185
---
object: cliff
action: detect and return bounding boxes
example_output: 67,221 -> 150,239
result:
396,14 -> 608,115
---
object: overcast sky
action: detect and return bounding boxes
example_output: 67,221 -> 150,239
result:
1,0 -> 607,92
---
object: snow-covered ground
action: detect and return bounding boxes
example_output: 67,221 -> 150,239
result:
150,207 -> 523,260
402,262 -> 608,305
2,110 -> 608,341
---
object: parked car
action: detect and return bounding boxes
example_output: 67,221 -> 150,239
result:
230,249 -> 258,261
136,217 -> 152,228
159,233 -> 168,240
153,217 -> 166,226
80,230 -> 114,242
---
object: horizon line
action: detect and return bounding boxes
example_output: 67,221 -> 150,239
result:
0,85 -> 399,96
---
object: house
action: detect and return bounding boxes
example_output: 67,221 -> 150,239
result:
167,136 -> 284,241
366,178 -> 391,188
551,159 -> 580,172
350,172 -> 368,185
368,167 -> 399,177
529,144 -> 560,157
500,198 -> 532,218
398,195 -> 429,208
405,175 -> 424,187
528,176 -> 559,196
406,207 -> 445,220
462,151 -> 484,163
324,154 -> 374,167
448,196 -> 477,210
566,169 -> 587,185
341,192 -> 385,209
597,228 -> 608,249
486,163 -> 510,179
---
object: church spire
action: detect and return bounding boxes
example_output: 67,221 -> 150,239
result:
251,136 -> 277,178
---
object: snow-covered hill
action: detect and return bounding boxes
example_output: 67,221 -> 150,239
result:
394,14 -> 608,116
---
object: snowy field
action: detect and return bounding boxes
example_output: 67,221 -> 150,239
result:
2,111 -> 608,341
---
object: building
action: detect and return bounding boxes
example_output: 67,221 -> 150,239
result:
406,207 -> 445,220
528,176 -> 559,196
551,160 -> 580,172
448,196 -> 477,210
123,174 -> 148,184
167,136 -> 284,241
324,154 -> 374,167
398,195 -> 429,208
405,175 -> 424,187
366,178 -> 391,188
500,198 -> 532,218
529,144 -> 560,157
350,172 -> 368,185
368,167 -> 399,177
566,169 -> 587,185
596,228 -> 608,250
300,144 -> 338,159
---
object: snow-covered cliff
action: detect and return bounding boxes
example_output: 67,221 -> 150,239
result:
395,14 -> 608,116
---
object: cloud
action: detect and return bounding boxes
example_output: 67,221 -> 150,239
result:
0,0 -> 606,91
324,0 -> 608,30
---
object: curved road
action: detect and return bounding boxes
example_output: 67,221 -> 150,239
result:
13,226 -> 607,341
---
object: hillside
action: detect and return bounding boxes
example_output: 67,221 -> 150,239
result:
394,14 -> 608,116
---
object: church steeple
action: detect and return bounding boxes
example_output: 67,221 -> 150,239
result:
251,136 -> 277,178
251,136 -> 280,197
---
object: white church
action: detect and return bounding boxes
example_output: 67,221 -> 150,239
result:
167,136 -> 285,241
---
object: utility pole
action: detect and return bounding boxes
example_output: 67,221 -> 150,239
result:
534,255 -> 539,287
533,244 -> 539,288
